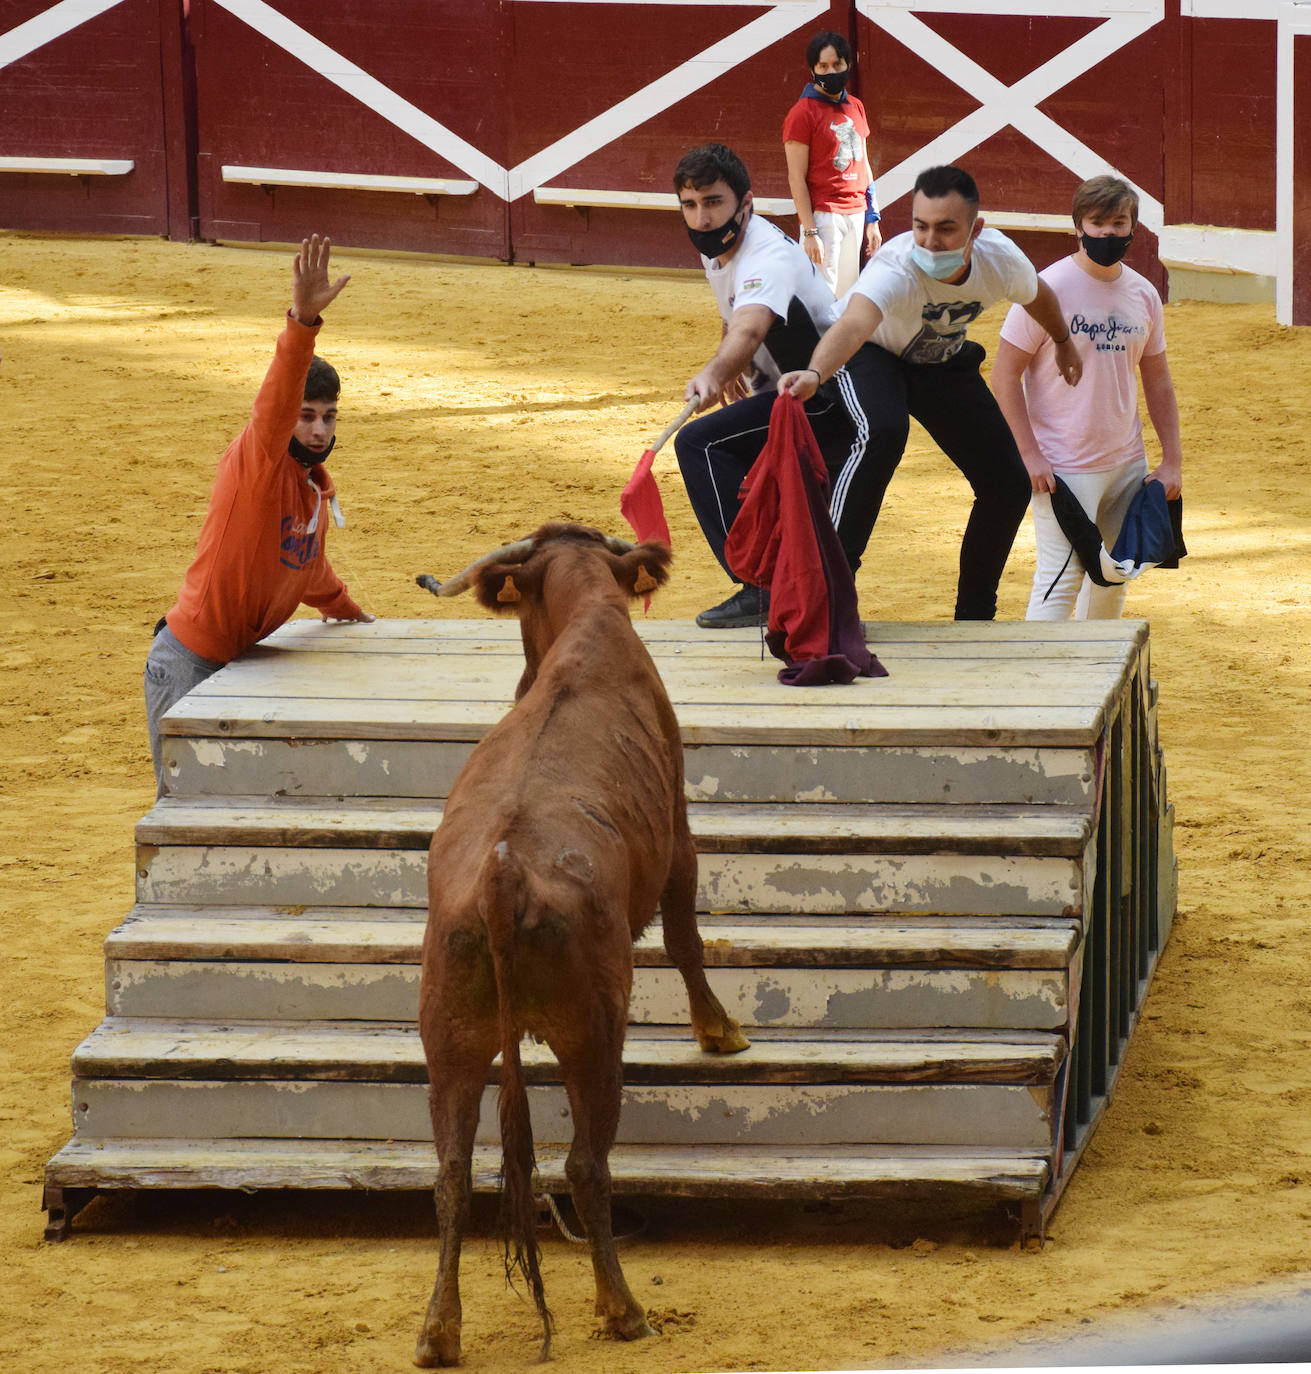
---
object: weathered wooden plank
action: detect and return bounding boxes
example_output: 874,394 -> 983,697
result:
71,1021 -> 1063,1085
44,1137 -> 1051,1200
69,1078 -> 1056,1149
683,743 -> 1097,807
137,846 -> 1084,916
180,652 -> 1128,705
134,799 -> 1092,857
174,674 -> 1125,721
106,909 -> 1081,969
106,959 -> 1069,1031
231,640 -> 1136,668
163,737 -> 1097,808
262,616 -> 1146,649
161,697 -> 1108,747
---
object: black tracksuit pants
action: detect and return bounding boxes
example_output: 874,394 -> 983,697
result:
674,341 -> 1030,620
826,340 -> 1031,621
674,385 -> 860,582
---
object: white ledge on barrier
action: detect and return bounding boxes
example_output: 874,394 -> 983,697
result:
982,211 -> 1074,234
1158,223 -> 1277,276
221,166 -> 478,196
533,185 -> 797,217
0,157 -> 134,175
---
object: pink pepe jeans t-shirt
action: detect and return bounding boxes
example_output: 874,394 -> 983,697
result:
999,254 -> 1166,473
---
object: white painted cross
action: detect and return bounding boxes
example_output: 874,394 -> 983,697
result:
857,0 -> 1166,230
206,0 -> 831,202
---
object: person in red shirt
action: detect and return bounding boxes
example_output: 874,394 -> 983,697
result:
144,235 -> 373,794
783,29 -> 882,297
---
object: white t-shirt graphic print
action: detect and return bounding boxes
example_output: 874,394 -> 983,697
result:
848,227 -> 1038,364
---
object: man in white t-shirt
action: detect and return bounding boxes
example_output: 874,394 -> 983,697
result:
992,175 -> 1183,620
779,164 -> 1080,620
672,143 -> 873,627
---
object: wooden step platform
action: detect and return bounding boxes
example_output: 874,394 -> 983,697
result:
104,906 -> 1078,1030
134,797 -> 1090,917
45,618 -> 1175,1240
70,1020 -> 1062,1148
43,1139 -> 1052,1217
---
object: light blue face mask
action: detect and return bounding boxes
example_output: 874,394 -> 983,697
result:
910,242 -> 969,280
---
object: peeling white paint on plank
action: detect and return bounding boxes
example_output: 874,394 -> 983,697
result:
71,1079 -> 1054,1149
107,910 -> 1080,967
165,738 -> 1095,806
106,959 -> 1068,1030
137,846 -> 1084,915
44,1137 -> 1051,1199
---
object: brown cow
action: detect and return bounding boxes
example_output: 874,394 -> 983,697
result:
413,522 -> 748,1367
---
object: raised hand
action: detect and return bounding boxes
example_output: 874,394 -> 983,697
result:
291,235 -> 351,324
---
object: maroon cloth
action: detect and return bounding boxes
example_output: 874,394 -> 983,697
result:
724,392 -> 887,686
620,447 -> 671,549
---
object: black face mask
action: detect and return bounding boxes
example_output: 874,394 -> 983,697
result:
289,433 -> 335,468
1081,231 -> 1133,267
686,200 -> 746,259
813,69 -> 849,97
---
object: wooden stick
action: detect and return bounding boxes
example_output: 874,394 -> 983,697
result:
648,398 -> 698,456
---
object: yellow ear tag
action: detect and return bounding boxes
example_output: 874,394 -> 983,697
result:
634,566 -> 658,594
497,575 -> 521,603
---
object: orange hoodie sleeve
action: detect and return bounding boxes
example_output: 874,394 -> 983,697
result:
246,312 -> 320,467
301,559 -> 366,620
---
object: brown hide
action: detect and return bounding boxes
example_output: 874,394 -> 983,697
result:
414,524 -> 746,1368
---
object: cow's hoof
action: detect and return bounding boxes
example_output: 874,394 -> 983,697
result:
697,1020 -> 750,1054
599,1311 -> 653,1342
414,1319 -> 462,1367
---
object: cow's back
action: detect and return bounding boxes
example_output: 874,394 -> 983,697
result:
439,610 -> 682,894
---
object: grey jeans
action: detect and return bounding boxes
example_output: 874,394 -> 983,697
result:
144,624 -> 223,796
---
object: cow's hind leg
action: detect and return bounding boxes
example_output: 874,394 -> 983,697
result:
661,825 -> 749,1053
555,1034 -> 652,1342
415,1024 -> 496,1367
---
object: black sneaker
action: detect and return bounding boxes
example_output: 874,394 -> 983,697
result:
695,584 -> 769,629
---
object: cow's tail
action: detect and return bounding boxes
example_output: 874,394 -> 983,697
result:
480,840 -> 553,1361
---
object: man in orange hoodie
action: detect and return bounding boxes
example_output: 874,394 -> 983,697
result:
144,234 -> 373,794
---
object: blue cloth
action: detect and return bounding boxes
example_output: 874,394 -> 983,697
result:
1111,480 -> 1185,569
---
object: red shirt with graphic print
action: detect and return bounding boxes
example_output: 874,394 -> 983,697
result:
782,89 -> 873,215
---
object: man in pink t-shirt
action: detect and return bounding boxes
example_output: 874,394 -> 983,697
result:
993,176 -> 1184,619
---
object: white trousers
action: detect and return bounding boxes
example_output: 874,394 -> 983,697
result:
1027,458 -> 1147,620
813,210 -> 864,297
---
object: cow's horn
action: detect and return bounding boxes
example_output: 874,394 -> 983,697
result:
427,536 -> 536,597
603,535 -> 636,555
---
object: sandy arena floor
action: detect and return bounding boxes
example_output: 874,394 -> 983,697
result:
1,232 -> 1309,1372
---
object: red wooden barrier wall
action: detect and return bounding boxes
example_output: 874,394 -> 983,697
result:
1178,15 -> 1277,232
189,0 -> 510,258
0,0 -> 190,237
853,3 -> 1176,292
503,1 -> 848,269
0,0 -> 1293,303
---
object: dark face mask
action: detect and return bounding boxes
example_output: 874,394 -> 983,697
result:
813,69 -> 849,97
289,432 -> 335,468
1081,231 -> 1133,267
686,199 -> 746,259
